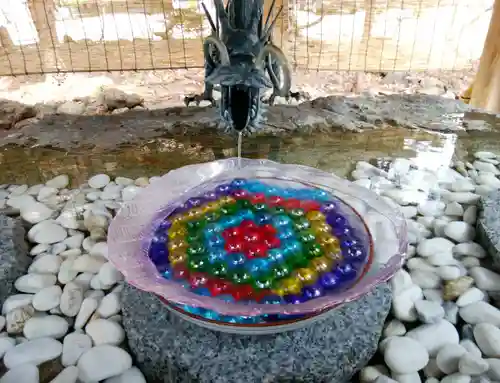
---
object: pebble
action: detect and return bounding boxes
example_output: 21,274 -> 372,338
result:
444,221 -> 476,242
486,358 -> 500,380
28,254 -> 62,274
75,297 -> 100,329
2,294 -> 34,315
20,202 -> 54,224
459,302 -> 500,326
460,340 -> 482,358
414,300 -> 445,323
14,274 -> 57,294
406,320 -> 459,356
0,364 -> 39,383
443,276 -> 474,301
436,343 -> 467,374
456,288 -> 486,307
0,337 -> 15,358
463,206 -> 477,225
469,267 -> 500,291
453,243 -> 487,258
62,332 -> 92,367
384,336 -> 429,374
85,319 -> 125,346
46,175 -> 70,189
23,315 -> 69,339
88,174 -> 111,189
383,320 -> 406,338
417,237 -> 454,258
445,202 -> 464,216
72,255 -> 107,273
459,353 -> 489,376
77,345 -> 132,382
60,283 -> 84,317
440,373 -> 472,383
473,323 -> 500,357
50,366 -> 79,383
97,293 -> 121,318
98,264 -> 123,287
360,365 -> 390,382
3,337 -> 62,368
103,367 -> 147,383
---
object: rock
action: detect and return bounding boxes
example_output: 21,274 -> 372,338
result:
3,337 -> 62,368
88,174 -> 111,189
414,300 -> 445,323
49,366 -> 79,383
436,343 -> 467,374
60,283 -> 84,317
14,273 -> 57,293
103,367 -> 147,383
0,215 -> 31,303
98,263 -> 122,286
456,288 -> 486,307
360,365 -> 390,382
0,337 -> 15,357
460,340 -> 482,358
474,323 -> 500,357
85,319 -> 125,346
90,242 -> 108,259
97,293 -> 121,318
62,332 -> 92,367
384,336 -> 429,374
443,276 -> 474,301
463,206 -> 478,225
32,285 -> 62,311
74,297 -> 99,329
410,270 -> 441,289
383,319 -> 406,338
445,221 -> 476,243
477,190 -> 500,267
472,161 -> 499,174
28,254 -> 62,274
459,302 -> 500,326
437,265 -> 461,280
445,202 -> 464,216
392,285 -> 423,322
418,201 -> 445,216
77,345 -> 132,382
486,358 -> 500,380
440,373 -> 473,383
28,221 -> 67,244
63,234 -> 84,249
469,267 -> 500,291
0,363 -> 39,383
443,301 -> 459,324
20,201 -> 54,224
459,353 -> 489,376
122,282 -> 392,382
2,294 -> 33,315
23,315 -> 69,339
390,372 -> 422,383
406,320 -> 459,357
72,254 -> 107,273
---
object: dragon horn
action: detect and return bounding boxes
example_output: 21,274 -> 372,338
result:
213,0 -> 231,32
255,44 -> 292,97
204,35 -> 230,66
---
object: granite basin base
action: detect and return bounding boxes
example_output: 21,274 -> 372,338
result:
121,282 -> 391,383
477,190 -> 500,270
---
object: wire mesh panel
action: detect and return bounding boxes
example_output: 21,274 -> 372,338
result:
0,0 -> 494,76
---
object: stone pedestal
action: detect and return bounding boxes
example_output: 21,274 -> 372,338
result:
0,215 -> 30,305
121,283 -> 391,383
477,190 -> 500,269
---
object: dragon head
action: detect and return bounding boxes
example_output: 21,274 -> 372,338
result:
204,36 -> 278,133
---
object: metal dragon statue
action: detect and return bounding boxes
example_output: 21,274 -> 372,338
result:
184,0 -> 306,133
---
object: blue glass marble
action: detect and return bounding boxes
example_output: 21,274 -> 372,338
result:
246,259 -> 272,277
312,189 -> 330,201
202,191 -> 218,201
151,233 -> 168,244
182,305 -> 205,316
215,183 -> 232,196
280,188 -> 296,198
206,249 -> 225,264
272,214 -> 293,228
203,310 -> 221,321
343,246 -> 366,263
225,253 -> 246,269
335,262 -> 358,281
192,287 -> 211,297
255,212 -> 273,225
149,242 -> 167,264
282,240 -> 303,255
203,223 -> 224,236
162,266 -> 173,280
277,228 -> 295,240
218,294 -> 235,303
263,186 -> 279,196
244,181 -> 266,193
159,220 -> 172,230
218,216 -> 240,228
235,209 -> 254,221
206,235 -> 224,249
220,315 -> 239,323
302,285 -> 324,300
268,248 -> 285,263
260,295 -> 283,304
326,213 -> 347,228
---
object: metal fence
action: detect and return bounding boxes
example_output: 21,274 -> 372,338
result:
0,0 -> 494,76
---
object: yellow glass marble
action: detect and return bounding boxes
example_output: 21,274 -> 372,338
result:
219,196 -> 236,205
316,233 -> 339,247
203,201 -> 221,212
170,215 -> 187,226
324,246 -> 343,263
311,222 -> 331,234
272,277 -> 302,296
294,267 -> 318,285
186,207 -> 202,220
169,251 -> 187,266
305,211 -> 326,222
168,226 -> 187,240
168,238 -> 188,252
310,256 -> 334,273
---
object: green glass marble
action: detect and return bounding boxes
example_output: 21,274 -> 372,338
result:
252,276 -> 274,290
252,203 -> 268,212
187,255 -> 207,271
298,229 -> 316,244
236,200 -> 253,209
289,208 -> 305,219
269,206 -> 286,214
204,211 -> 220,222
186,232 -> 202,245
305,243 -> 324,259
272,263 -> 291,279
229,269 -> 253,284
293,217 -> 311,231
286,252 -> 309,268
220,203 -> 238,215
209,261 -> 228,277
186,242 -> 205,257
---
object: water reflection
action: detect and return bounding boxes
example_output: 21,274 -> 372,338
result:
0,127 -> 496,186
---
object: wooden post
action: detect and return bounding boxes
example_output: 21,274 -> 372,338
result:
469,0 -> 500,112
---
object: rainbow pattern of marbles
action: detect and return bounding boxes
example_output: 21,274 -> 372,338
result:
148,179 -> 368,313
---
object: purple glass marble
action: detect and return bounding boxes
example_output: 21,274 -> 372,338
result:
302,285 -> 324,300
284,294 -> 304,304
185,197 -> 205,208
319,272 -> 339,289
320,201 -> 337,214
230,178 -> 247,188
202,191 -> 218,201
334,263 -> 358,281
326,213 -> 347,228
215,183 -> 232,196
158,219 -> 172,230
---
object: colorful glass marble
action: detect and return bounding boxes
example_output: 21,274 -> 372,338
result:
148,178 -> 368,314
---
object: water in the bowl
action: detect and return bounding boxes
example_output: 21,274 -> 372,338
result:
146,177 -> 371,324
